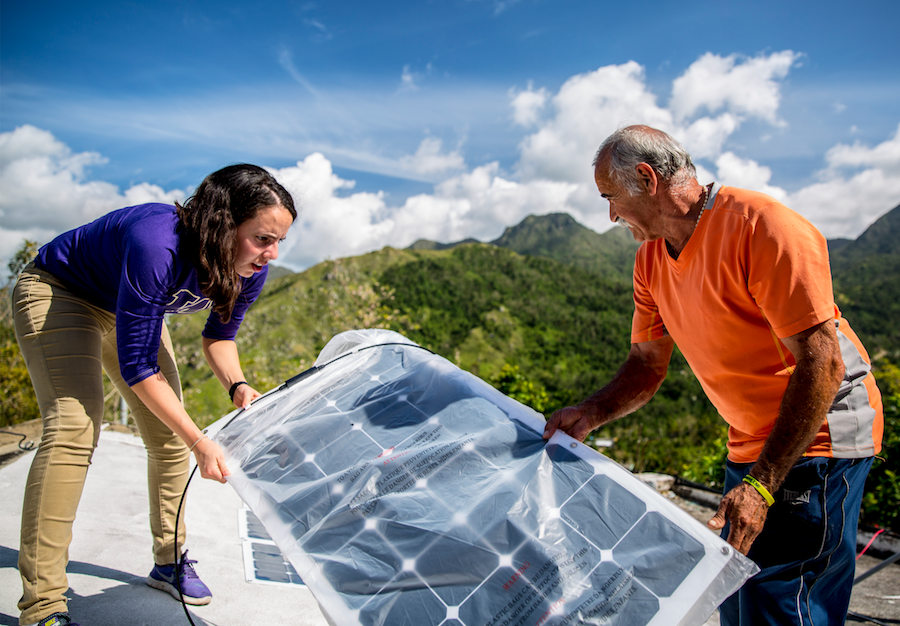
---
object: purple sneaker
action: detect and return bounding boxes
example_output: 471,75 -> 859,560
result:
26,613 -> 79,626
146,549 -> 213,605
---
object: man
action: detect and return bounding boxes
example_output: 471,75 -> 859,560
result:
543,125 -> 883,625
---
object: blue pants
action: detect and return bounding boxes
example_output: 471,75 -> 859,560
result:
718,456 -> 873,626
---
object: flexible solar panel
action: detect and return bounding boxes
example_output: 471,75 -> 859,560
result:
239,506 -> 305,587
211,329 -> 757,626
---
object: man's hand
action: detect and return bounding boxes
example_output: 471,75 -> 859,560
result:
707,481 -> 770,555
543,405 -> 596,441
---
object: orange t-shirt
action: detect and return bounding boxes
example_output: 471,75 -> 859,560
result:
631,185 -> 883,463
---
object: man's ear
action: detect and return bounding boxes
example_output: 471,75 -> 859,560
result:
635,163 -> 659,195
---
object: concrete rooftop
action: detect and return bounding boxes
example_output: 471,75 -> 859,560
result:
1,425 -> 897,626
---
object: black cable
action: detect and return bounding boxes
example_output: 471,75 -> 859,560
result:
174,464 -> 200,626
0,429 -> 36,450
847,610 -> 896,626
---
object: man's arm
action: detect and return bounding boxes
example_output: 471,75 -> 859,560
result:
543,336 -> 675,441
708,319 -> 845,554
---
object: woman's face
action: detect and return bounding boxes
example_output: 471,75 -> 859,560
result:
234,205 -> 294,278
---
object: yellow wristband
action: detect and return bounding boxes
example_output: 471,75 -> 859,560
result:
743,475 -> 775,506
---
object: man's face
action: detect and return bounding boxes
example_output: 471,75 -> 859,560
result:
594,162 -> 661,243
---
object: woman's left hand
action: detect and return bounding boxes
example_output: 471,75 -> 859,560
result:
233,383 -> 262,409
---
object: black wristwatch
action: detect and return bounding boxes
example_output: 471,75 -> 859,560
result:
229,381 -> 249,402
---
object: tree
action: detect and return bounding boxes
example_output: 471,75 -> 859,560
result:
1,240 -> 42,427
860,359 -> 900,531
3,239 -> 40,321
489,364 -> 550,414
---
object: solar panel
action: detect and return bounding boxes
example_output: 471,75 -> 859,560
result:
238,506 -> 305,587
213,329 -> 757,626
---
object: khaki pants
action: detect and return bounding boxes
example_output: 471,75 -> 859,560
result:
13,265 -> 190,624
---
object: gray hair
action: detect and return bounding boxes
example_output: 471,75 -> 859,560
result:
593,126 -> 697,196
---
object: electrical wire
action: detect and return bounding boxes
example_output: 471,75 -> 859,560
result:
174,464 -> 200,626
0,429 -> 36,450
857,528 -> 886,560
847,610 -> 895,626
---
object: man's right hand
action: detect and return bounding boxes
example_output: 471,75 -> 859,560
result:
707,480 -> 770,555
543,405 -> 595,442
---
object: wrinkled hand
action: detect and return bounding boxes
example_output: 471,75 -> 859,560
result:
543,405 -> 596,442
192,437 -> 231,483
707,481 -> 770,555
232,384 -> 262,409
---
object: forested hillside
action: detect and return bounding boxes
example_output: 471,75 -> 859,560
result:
2,205 -> 898,527
165,242 -> 724,476
830,203 -> 900,360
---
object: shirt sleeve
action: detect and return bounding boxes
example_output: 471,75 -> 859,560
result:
202,266 -> 268,341
743,201 -> 836,338
115,226 -> 180,385
630,244 -> 669,344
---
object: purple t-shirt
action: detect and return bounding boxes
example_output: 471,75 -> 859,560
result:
35,203 -> 267,385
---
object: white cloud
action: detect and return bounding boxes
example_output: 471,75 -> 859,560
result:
679,114 -> 740,159
268,156 -> 578,270
3,54 -> 897,271
670,51 -> 801,124
0,125 -> 184,262
268,154 -> 392,269
398,137 -> 466,177
785,124 -> 900,238
395,163 -> 579,245
510,82 -> 549,127
516,61 -> 674,190
714,152 -> 788,201
824,124 -> 900,170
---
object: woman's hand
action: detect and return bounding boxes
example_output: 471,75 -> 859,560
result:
232,383 -> 262,409
192,436 -> 231,483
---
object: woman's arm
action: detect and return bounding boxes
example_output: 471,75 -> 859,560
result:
131,373 -> 230,483
202,337 -> 262,408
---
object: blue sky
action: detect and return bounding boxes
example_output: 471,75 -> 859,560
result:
2,0 -> 899,271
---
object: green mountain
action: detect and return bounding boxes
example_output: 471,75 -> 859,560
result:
832,203 -> 900,263
265,263 -> 295,280
164,205 -> 900,456
830,203 -> 900,359
165,239 -> 720,476
489,213 -> 639,282
3,202 -> 899,527
409,212 -> 640,282
408,237 -> 481,251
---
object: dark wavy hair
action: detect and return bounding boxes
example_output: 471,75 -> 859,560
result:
176,164 -> 297,322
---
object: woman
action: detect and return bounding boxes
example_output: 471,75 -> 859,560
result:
13,164 -> 296,626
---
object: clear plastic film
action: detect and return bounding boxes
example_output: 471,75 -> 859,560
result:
213,329 -> 758,626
